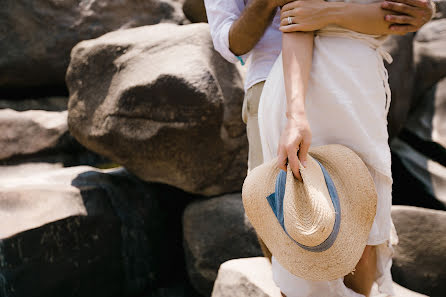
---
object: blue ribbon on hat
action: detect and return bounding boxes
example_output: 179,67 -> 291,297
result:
266,159 -> 341,252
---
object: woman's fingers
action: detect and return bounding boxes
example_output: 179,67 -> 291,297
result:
287,145 -> 302,181
280,9 -> 295,20
280,15 -> 294,26
282,1 -> 301,12
298,138 -> 310,169
277,146 -> 288,172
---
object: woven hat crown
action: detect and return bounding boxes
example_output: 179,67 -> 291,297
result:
283,157 -> 337,247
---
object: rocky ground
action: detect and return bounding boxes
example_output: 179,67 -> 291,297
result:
0,0 -> 445,297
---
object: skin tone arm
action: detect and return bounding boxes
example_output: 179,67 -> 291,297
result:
230,0 -> 433,57
279,0 -> 434,35
228,0 -> 295,56
277,32 -> 313,179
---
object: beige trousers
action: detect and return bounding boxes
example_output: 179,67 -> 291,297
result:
242,81 -> 272,260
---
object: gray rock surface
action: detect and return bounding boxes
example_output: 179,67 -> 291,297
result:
383,34 -> 416,139
0,164 -> 191,297
183,0 -> 207,23
433,0 -> 446,19
67,23 -> 247,196
183,193 -> 262,296
0,96 -> 68,111
0,0 -> 186,88
0,109 -> 68,160
391,205 -> 446,296
0,108 -> 108,167
413,19 -> 446,100
211,257 -> 281,297
391,76 -> 446,209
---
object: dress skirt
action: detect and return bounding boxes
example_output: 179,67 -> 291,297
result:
258,31 -> 398,297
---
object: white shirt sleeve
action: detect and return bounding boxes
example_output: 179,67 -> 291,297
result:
204,0 -> 249,65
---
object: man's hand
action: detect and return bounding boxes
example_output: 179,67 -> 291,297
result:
382,0 -> 434,33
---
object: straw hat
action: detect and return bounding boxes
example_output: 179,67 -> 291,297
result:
242,144 -> 377,280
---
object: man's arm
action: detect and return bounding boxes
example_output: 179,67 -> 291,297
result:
228,0 -> 278,56
204,0 -> 294,62
279,0 -> 434,35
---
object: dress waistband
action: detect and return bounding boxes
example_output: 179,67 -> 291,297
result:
315,26 -> 393,114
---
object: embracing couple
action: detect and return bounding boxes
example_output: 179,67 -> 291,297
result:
204,0 -> 434,297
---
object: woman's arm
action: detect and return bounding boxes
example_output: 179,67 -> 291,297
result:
279,0 -> 434,35
277,32 -> 313,180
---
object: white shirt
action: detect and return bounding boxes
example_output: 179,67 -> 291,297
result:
204,0 -> 282,91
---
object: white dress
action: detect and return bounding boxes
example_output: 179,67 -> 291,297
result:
257,8 -> 399,297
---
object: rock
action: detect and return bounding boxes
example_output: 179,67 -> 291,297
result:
67,23 -> 247,196
0,108 -> 109,167
183,193 -> 262,296
211,257 -> 427,297
391,206 -> 446,296
0,109 -> 68,160
382,34 -> 416,140
183,0 -> 208,23
211,257 -> 281,297
391,77 -> 446,209
0,96 -> 68,111
0,164 -> 192,297
389,283 -> 429,297
433,0 -> 446,20
0,0 -> 187,88
413,19 -> 446,100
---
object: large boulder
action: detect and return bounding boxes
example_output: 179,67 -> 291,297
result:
0,0 -> 186,88
0,164 -> 191,297
391,206 -> 446,296
67,23 -> 247,196
183,193 -> 262,296
382,34 -> 416,140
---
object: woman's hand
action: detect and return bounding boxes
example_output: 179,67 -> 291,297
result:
279,0 -> 332,32
277,114 -> 312,181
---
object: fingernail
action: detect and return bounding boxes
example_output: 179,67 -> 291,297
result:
302,160 -> 307,168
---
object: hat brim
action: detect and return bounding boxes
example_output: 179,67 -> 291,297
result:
242,144 -> 377,280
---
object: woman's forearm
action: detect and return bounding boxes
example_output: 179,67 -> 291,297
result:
329,2 -> 391,35
282,32 -> 314,120
280,1 -> 392,35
